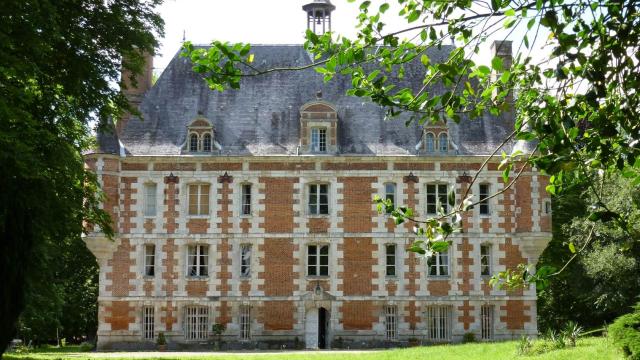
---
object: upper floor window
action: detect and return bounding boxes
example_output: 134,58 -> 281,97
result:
187,244 -> 208,277
188,184 -> 210,216
240,244 -> 251,278
144,183 -> 157,217
384,183 -> 396,213
425,133 -> 435,153
480,244 -> 492,276
309,183 -> 329,215
386,244 -> 397,277
311,127 -> 327,153
241,184 -> 252,216
439,133 -> 449,153
428,250 -> 450,277
308,244 -> 329,277
144,244 -> 155,277
479,183 -> 490,215
426,183 -> 448,215
203,133 -> 212,152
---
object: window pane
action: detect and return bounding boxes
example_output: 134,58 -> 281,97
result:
319,265 -> 328,276
319,245 -> 329,255
203,134 -> 212,152
190,134 -> 198,152
200,185 -> 210,215
145,183 -> 157,216
189,185 -> 198,215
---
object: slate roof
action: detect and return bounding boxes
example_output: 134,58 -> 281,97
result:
112,44 -> 520,157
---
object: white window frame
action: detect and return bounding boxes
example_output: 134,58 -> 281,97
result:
425,132 -> 436,153
187,244 -> 209,278
438,133 -> 448,153
308,183 -> 329,215
189,133 -> 199,152
479,183 -> 491,215
202,133 -> 212,152
241,183 -> 252,216
307,244 -> 329,277
426,305 -> 452,341
240,305 -> 251,340
385,243 -> 397,278
240,244 -> 251,278
426,183 -> 449,215
480,243 -> 492,276
384,182 -> 396,213
310,127 -> 327,153
428,250 -> 450,277
184,306 -> 209,341
481,305 -> 494,340
385,305 -> 398,340
143,182 -> 157,217
188,183 -> 210,216
142,306 -> 155,340
144,244 -> 155,277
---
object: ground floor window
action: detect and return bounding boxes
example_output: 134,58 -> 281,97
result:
385,305 -> 398,340
142,306 -> 154,340
240,305 -> 251,340
426,305 -> 452,341
185,306 -> 209,340
481,305 -> 494,340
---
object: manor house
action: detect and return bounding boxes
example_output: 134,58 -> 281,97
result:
85,0 -> 551,350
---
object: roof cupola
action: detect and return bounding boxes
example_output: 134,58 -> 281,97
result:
302,0 -> 335,35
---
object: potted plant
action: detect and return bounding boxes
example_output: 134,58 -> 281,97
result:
211,323 -> 226,351
156,332 -> 167,351
408,337 -> 420,347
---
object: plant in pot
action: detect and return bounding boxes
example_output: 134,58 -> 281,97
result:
156,332 -> 167,351
212,323 -> 226,351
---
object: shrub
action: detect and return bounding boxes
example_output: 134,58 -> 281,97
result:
79,341 -> 94,352
609,304 -> 640,359
156,332 -> 167,346
462,332 -> 476,343
543,329 -> 566,349
562,321 -> 584,347
516,335 -> 533,355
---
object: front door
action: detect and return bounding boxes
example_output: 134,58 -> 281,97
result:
318,307 -> 328,349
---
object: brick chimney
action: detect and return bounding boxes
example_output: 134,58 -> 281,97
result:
118,51 -> 153,134
490,40 -> 513,104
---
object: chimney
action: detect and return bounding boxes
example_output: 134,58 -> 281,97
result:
118,50 -> 153,134
490,40 -> 513,104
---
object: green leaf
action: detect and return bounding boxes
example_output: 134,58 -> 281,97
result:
379,3 -> 389,13
491,56 -> 503,71
505,9 -> 516,16
431,241 -> 450,253
478,65 -> 491,75
420,54 -> 430,66
247,53 -> 254,63
569,242 -> 576,253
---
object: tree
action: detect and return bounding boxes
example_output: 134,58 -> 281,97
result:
182,0 -> 640,287
0,0 -> 163,355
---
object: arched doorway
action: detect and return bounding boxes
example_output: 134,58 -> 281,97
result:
318,307 -> 328,349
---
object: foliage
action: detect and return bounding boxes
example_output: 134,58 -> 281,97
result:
562,321 -> 584,347
609,303 -> 640,360
462,332 -> 477,343
211,324 -> 226,336
0,0 -> 163,355
156,332 -> 167,346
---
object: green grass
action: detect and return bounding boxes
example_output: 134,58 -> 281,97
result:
3,337 -> 622,360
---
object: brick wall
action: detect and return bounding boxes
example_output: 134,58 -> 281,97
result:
260,238 -> 295,296
339,177 -> 376,233
342,238 -> 377,296
259,177 -> 298,233
105,301 -> 134,331
341,301 -> 377,330
106,239 -> 135,296
261,301 -> 295,330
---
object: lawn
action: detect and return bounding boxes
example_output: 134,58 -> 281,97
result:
3,337 -> 622,360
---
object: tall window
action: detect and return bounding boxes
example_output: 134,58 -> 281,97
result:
426,184 -> 448,214
142,306 -> 154,340
425,133 -> 435,153
202,133 -> 212,152
386,244 -> 397,277
481,305 -> 494,340
187,244 -> 208,277
144,244 -> 155,277
426,305 -> 452,341
308,184 -> 329,215
479,183 -> 490,215
144,183 -> 157,217
240,305 -> 251,340
428,250 -> 449,277
311,127 -> 327,153
439,133 -> 448,153
184,306 -> 209,340
308,244 -> 329,277
241,184 -> 252,215
544,200 -> 552,214
480,244 -> 492,276
384,183 -> 396,213
385,305 -> 398,340
240,244 -> 251,278
189,133 -> 198,152
188,184 -> 210,216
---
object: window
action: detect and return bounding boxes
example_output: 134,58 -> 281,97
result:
386,244 -> 397,277
240,305 -> 251,340
188,184 -> 210,216
481,305 -> 494,340
184,306 -> 209,340
144,183 -> 157,217
428,250 -> 449,277
189,133 -> 199,152
480,244 -> 492,276
439,133 -> 448,153
240,244 -> 251,278
308,244 -> 329,277
308,184 -> 329,215
144,244 -> 155,277
544,200 -> 552,214
311,127 -> 327,152
142,306 -> 154,340
479,183 -> 490,215
426,184 -> 448,215
203,133 -> 212,152
385,305 -> 398,340
241,184 -> 252,215
384,183 -> 396,213
426,305 -> 452,341
187,244 -> 209,277
425,133 -> 435,153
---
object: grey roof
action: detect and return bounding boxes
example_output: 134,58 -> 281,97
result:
114,44 -> 519,157
95,119 -> 121,155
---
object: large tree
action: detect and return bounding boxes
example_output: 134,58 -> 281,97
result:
0,0 -> 163,355
183,0 -> 640,287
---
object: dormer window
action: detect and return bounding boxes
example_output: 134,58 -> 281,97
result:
203,133 -> 212,152
299,99 -> 338,155
422,122 -> 449,155
189,134 -> 198,152
425,133 -> 436,153
311,127 -> 327,153
185,116 -> 215,153
439,133 -> 449,153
